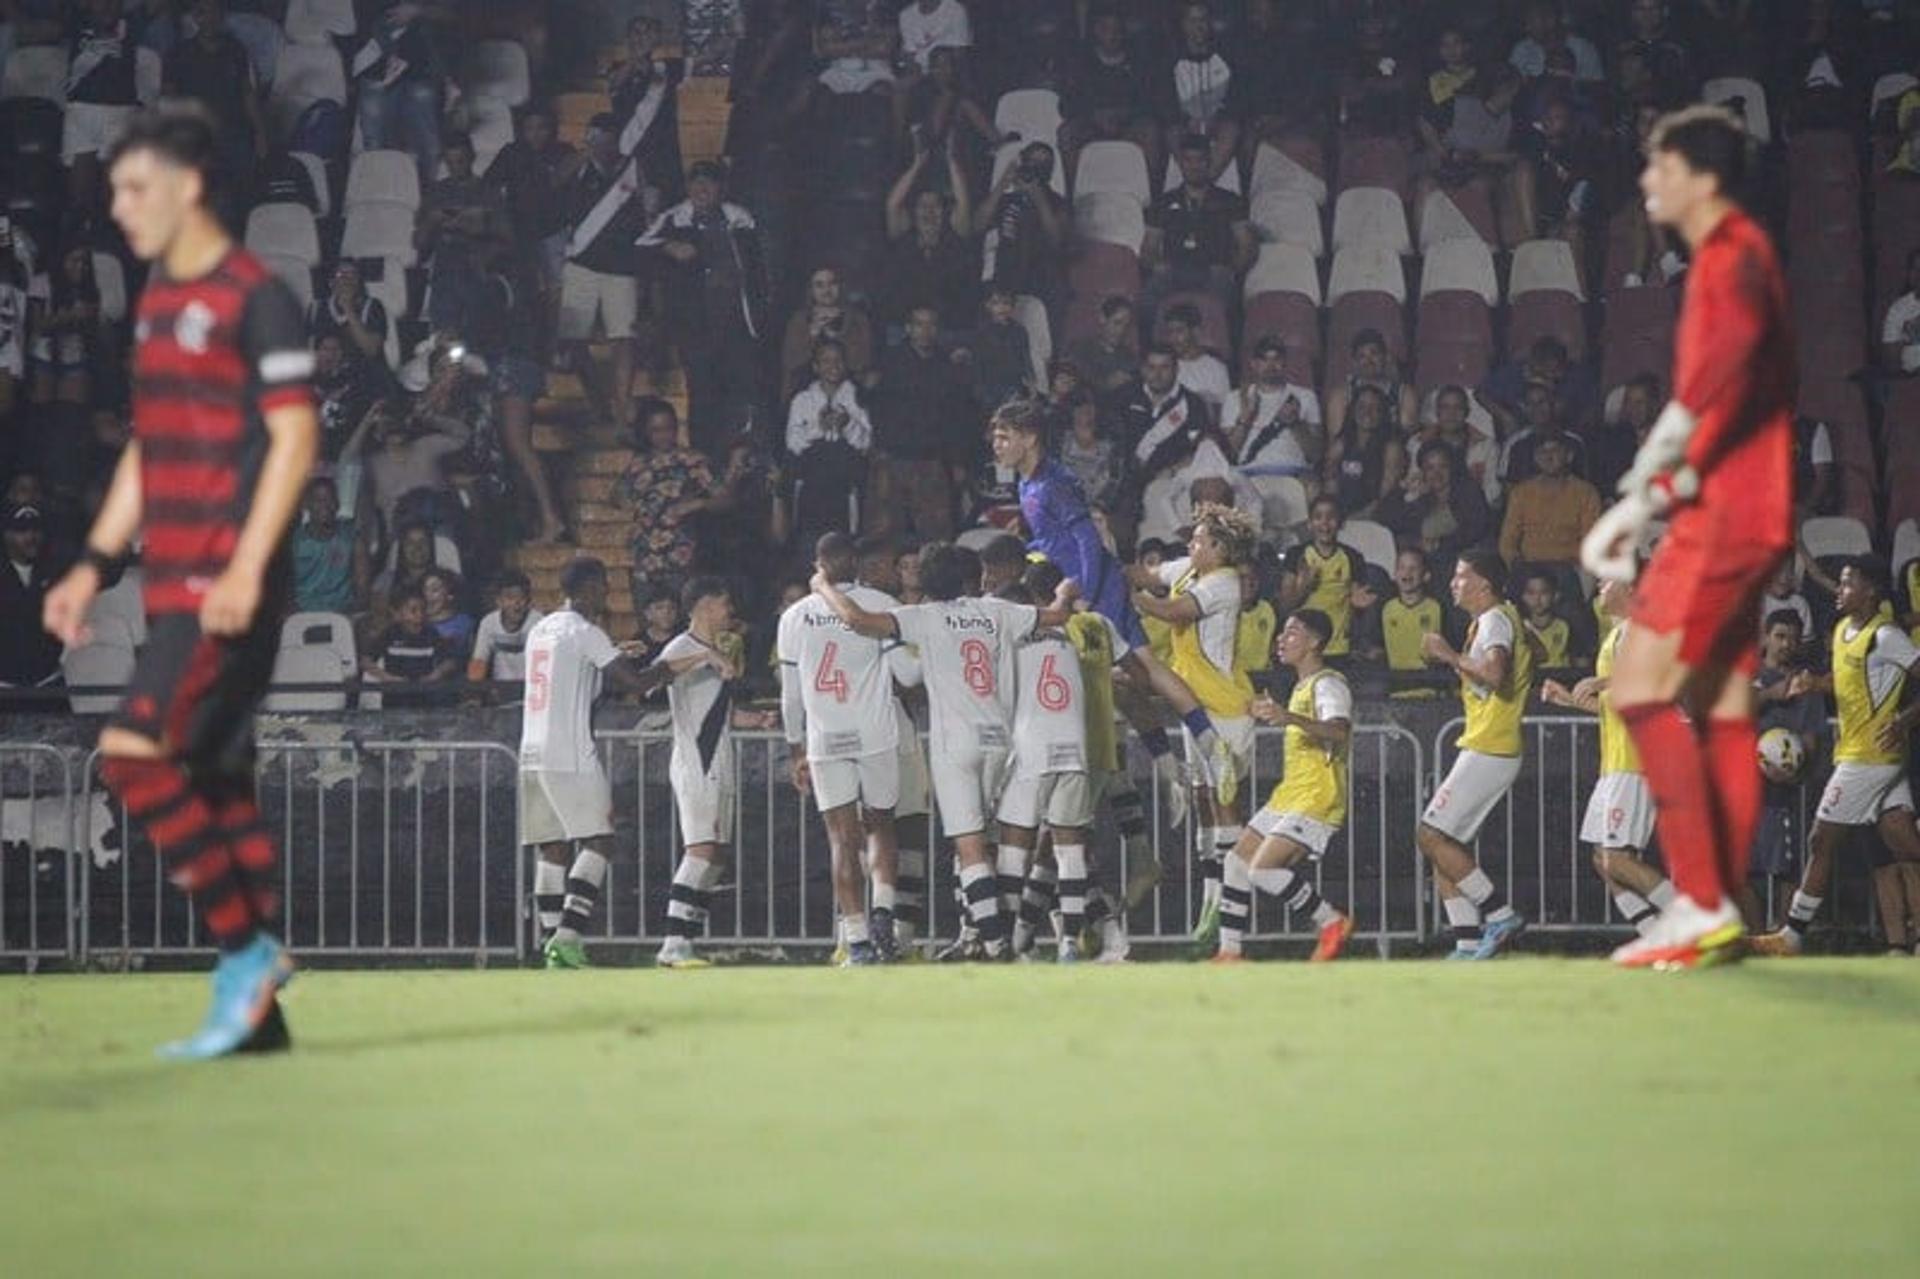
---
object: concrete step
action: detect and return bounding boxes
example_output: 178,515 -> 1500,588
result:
573,501 -> 627,525
575,521 -> 631,551
571,474 -> 619,504
511,542 -> 635,571
576,448 -> 636,476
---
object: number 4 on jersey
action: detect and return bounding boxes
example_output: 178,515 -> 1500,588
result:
814,640 -> 849,703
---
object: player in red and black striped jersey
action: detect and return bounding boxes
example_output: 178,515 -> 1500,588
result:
43,107 -> 319,1059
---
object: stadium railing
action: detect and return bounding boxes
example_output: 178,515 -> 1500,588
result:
0,743 -> 78,967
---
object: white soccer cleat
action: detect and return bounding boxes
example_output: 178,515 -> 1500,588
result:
1610,893 -> 1744,969
655,936 -> 710,969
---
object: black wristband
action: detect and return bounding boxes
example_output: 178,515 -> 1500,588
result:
81,546 -> 126,579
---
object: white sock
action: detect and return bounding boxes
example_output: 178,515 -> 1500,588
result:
871,879 -> 897,913
1456,867 -> 1515,923
1648,879 -> 1676,910
1613,890 -> 1657,935
1310,900 -> 1341,928
533,859 -> 566,938
841,913 -> 870,946
666,853 -> 711,937
1786,891 -> 1822,931
1442,894 -> 1481,944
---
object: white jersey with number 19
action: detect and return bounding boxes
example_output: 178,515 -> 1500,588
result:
519,608 -> 622,774
777,585 -> 905,760
892,597 -> 1039,753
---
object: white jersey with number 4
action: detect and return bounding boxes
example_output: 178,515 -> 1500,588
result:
1011,628 -> 1088,777
893,597 -> 1039,753
777,585 -> 904,760
520,608 -> 621,774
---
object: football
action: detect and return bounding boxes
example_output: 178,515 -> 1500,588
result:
1758,726 -> 1805,783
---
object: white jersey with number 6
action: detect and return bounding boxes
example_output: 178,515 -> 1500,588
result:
777,585 -> 904,760
892,597 -> 1039,752
519,608 -> 622,774
1010,628 -> 1087,777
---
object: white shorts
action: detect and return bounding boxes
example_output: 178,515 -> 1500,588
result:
558,262 -> 638,341
997,771 -> 1095,831
895,714 -> 931,819
811,749 -> 901,813
1581,771 -> 1655,850
1249,806 -> 1340,859
930,741 -> 1010,838
520,767 -> 614,846
63,102 -> 135,164
1423,750 -> 1523,843
1185,713 -> 1256,780
819,58 -> 895,94
671,746 -> 735,847
1816,762 -> 1914,827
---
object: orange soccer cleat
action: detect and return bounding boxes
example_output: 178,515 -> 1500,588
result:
1311,913 -> 1355,962
1208,950 -> 1249,966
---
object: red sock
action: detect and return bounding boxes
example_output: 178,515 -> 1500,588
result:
102,757 -> 257,950
205,776 -> 282,929
1617,703 -> 1725,910
1704,717 -> 1761,890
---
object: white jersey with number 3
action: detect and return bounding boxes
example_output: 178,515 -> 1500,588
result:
777,585 -> 904,759
519,608 -> 621,773
1010,628 -> 1087,777
893,596 -> 1039,752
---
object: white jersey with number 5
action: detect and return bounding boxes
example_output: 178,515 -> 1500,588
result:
1011,628 -> 1087,777
893,596 -> 1039,752
777,585 -> 904,759
519,608 -> 621,773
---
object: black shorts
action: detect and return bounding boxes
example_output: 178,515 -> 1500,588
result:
108,601 -> 283,773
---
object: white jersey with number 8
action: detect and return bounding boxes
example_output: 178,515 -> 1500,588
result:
893,597 -> 1039,752
777,585 -> 904,760
1010,628 -> 1087,777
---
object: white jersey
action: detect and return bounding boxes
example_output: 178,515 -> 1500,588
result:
777,584 -> 905,760
1010,627 -> 1088,776
893,596 -> 1039,753
473,607 -> 544,681
658,631 -> 734,775
1158,557 -> 1241,673
520,608 -> 620,773
1463,604 -> 1514,701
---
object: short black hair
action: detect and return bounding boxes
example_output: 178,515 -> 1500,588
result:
979,533 -> 1027,571
1142,342 -> 1177,363
917,542 -> 970,602
560,557 -> 608,597
815,530 -> 858,579
1650,104 -> 1748,197
1350,327 -> 1386,352
1099,294 -> 1134,319
681,574 -> 730,614
494,570 -> 531,595
105,104 -> 219,188
1310,492 -> 1341,517
1291,608 -> 1334,650
391,585 -> 426,609
1458,546 -> 1508,594
1163,302 -> 1201,329
991,396 -> 1048,436
1023,559 -> 1066,599
1845,555 -> 1891,598
307,475 -> 338,498
442,132 -> 475,156
1521,568 -> 1559,594
1763,608 -> 1805,634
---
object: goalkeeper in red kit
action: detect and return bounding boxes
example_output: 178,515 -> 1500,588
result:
1581,105 -> 1795,969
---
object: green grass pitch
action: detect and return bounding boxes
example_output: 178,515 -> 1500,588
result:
5,960 -> 1919,1276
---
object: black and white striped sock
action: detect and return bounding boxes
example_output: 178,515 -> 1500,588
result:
1218,853 -> 1252,955
1441,893 -> 1482,947
1055,843 -> 1089,940
534,858 -> 566,942
665,853 -> 712,939
1250,863 -> 1340,928
895,847 -> 926,943
960,862 -> 1005,944
556,849 -> 608,942
996,843 -> 1029,918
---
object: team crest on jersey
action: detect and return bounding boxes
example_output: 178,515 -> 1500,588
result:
175,300 -> 216,353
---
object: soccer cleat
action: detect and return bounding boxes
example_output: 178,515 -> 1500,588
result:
838,940 -> 880,967
544,936 -> 591,969
1094,920 -> 1132,963
1747,927 -> 1804,958
1124,858 -> 1164,910
1445,939 -> 1479,960
1057,938 -> 1082,964
1612,894 -> 1745,969
159,934 -> 295,1061
655,936 -> 710,969
1208,950 -> 1248,965
235,998 -> 293,1055
1190,899 -> 1221,952
870,908 -> 900,963
1471,911 -> 1527,960
1151,754 -> 1190,830
1311,913 -> 1355,963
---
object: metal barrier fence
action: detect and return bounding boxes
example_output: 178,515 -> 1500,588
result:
0,744 -> 77,965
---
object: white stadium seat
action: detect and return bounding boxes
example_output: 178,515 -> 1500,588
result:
1250,142 -> 1326,207
1509,239 -> 1585,300
269,38 -> 347,133
1800,516 -> 1871,561
340,201 -> 419,265
1073,193 -> 1146,253
63,637 -> 136,716
1242,242 -> 1321,304
1327,245 -> 1406,305
994,88 -> 1062,147
258,254 -> 316,311
1331,187 -> 1411,256
1072,140 -> 1150,207
291,150 -> 332,218
465,40 -> 531,107
1415,188 -> 1485,251
1,45 -> 69,104
265,645 -> 349,713
1702,77 -> 1771,146
1893,519 -> 1920,576
346,150 -> 422,211
246,203 -> 323,266
1420,239 -> 1499,305
280,612 -> 359,678
284,0 -> 359,43
1251,189 -> 1323,256
1341,519 -> 1399,577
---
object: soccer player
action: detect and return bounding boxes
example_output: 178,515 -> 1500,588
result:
1416,549 -> 1534,959
810,543 -> 1077,958
519,558 -> 714,970
1129,504 -> 1261,947
855,540 -> 931,948
41,107 -> 318,1058
1580,105 -> 1796,968
1751,560 -> 1920,956
1381,547 -> 1446,699
1215,610 -> 1356,963
655,576 -> 758,969
1541,578 -> 1677,937
779,533 -> 915,964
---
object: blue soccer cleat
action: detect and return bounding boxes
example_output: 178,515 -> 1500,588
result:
1471,912 -> 1527,960
159,934 -> 295,1061
838,940 -> 880,967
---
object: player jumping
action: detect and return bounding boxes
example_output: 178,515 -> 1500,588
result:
1581,105 -> 1796,969
42,108 -> 317,1058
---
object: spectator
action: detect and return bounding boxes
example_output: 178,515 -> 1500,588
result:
1501,382 -> 1590,487
370,519 -> 448,606
630,587 -> 682,706
1588,372 -> 1661,496
415,134 -> 510,335
1322,384 -> 1406,520
1509,1 -> 1604,82
362,587 -> 461,686
1222,336 -> 1323,476
871,303 -> 971,539
0,240 -> 24,433
882,142 -> 978,329
1128,349 -> 1236,541
352,0 -> 448,184
607,15 -> 687,207
1162,302 -> 1230,412
1518,568 -> 1573,667
897,0 -> 972,72
1498,434 -> 1602,568
1414,383 -> 1501,505
468,571 -> 544,683
617,398 -> 725,605
1760,555 -> 1815,641
311,334 -> 384,465
1158,2 -> 1241,182
1286,494 -> 1375,657
638,160 -> 771,450
1232,0 -> 1327,144
808,0 -> 900,109
341,383 -> 472,545
781,267 -> 875,399
421,566 -> 476,660
1415,37 -> 1526,224
0,503 -> 63,688
291,477 -> 369,616
1114,343 -> 1213,479
1058,387 -> 1122,513
1325,329 -> 1417,437
1751,608 -> 1824,925
63,0 -> 141,208
31,243 -> 105,412
559,113 -> 650,431
1141,132 -> 1253,328
957,285 -> 1033,413
1882,248 -> 1920,374
1336,3 -> 1415,137
1379,546 -> 1449,697
1796,416 -> 1838,518
1376,439 -> 1494,567
1063,295 -> 1139,400
162,0 -> 265,192
1059,3 -> 1162,181
1513,94 -> 1598,264
971,141 -> 1066,317
900,45 -> 999,162
786,338 -> 873,540
1616,0 -> 1695,107
488,102 -> 581,324
309,261 -> 391,375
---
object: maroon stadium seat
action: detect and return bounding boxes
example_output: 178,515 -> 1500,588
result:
1242,291 -> 1321,384
1883,381 -> 1920,533
1335,134 -> 1411,203
1786,131 -> 1860,193
1800,376 -> 1877,525
1600,286 -> 1677,391
1066,241 -> 1141,304
1151,290 -> 1231,356
1508,291 -> 1586,362
1414,291 -> 1493,394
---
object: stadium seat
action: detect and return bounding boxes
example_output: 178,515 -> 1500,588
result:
1073,140 -> 1150,206
1,45 -> 68,104
63,634 -> 136,717
992,140 -> 1067,197
347,150 -> 423,211
1508,239 -> 1587,360
1415,291 -> 1494,393
340,201 -> 419,265
1341,518 -> 1398,577
1415,186 -> 1492,251
291,150 -> 332,218
280,612 -> 358,678
1892,519 -> 1920,577
258,254 -> 316,311
1801,516 -> 1872,561
1702,77 -> 1770,146
1326,293 -> 1407,385
1786,131 -> 1859,193
1599,286 -> 1677,392
88,569 -> 148,650
1335,134 -> 1410,202
246,203 -> 323,266
1883,381 -> 1920,531
264,645 -> 349,713
0,96 -> 62,157
1872,73 -> 1918,123
1151,290 -> 1230,355
1249,138 -> 1327,207
1066,240 -> 1141,304
1331,187 -> 1411,256
1240,293 -> 1319,384
467,93 -> 517,175
1419,239 -> 1497,304
1074,192 -> 1146,252
1247,473 -> 1310,537
283,0 -> 358,42
225,12 -> 285,84
994,88 -> 1062,148
90,252 -> 127,324
465,40 -> 531,107
1510,239 -> 1583,301
1327,244 -> 1407,304
1250,190 -> 1323,256
269,38 -> 347,134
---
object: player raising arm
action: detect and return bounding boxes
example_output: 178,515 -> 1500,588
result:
1580,105 -> 1796,969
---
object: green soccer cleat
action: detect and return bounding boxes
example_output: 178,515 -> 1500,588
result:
543,937 -> 590,969
1190,899 -> 1221,953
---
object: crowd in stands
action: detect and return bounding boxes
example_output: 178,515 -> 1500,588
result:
4,0 -> 1920,707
